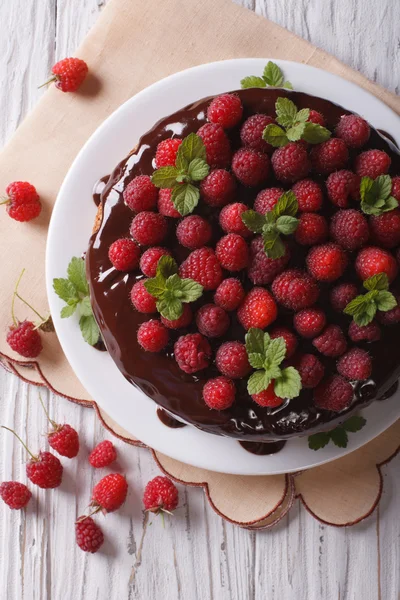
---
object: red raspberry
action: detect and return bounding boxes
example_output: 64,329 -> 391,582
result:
75,517 -> 104,553
89,440 -> 117,468
355,246 -> 398,282
161,304 -> 192,329
214,278 -> 245,311
3,181 -> 42,222
293,308 -> 326,338
174,333 -> 211,373
272,269 -> 319,310
215,341 -> 251,379
108,238 -> 140,271
308,110 -> 325,126
271,142 -> 311,182
91,473 -> 128,513
307,243 -> 347,282
377,297 -> 400,325
254,187 -> 284,214
48,424 -> 79,458
215,233 -> 249,271
292,179 -> 323,212
155,138 -> 182,168
330,209 -> 369,250
296,354 -> 325,388
26,451 -> 63,489
196,304 -> 229,338
251,383 -> 283,408
237,287 -> 277,330
157,189 -> 181,218
270,327 -> 298,358
369,210 -> 400,248
7,321 -> 43,358
0,482 -> 31,510
140,247 -> 171,277
348,320 -> 381,342
207,93 -> 243,129
131,280 -> 157,313
143,476 -> 179,514
137,320 -> 169,352
179,247 -> 223,290
392,176 -> 400,202
130,211 -> 167,246
248,236 -> 290,284
313,325 -> 347,357
200,169 -> 236,207
336,114 -> 370,148
197,123 -> 231,168
295,213 -> 328,246
330,283 -> 358,312
176,215 -> 212,249
219,202 -> 252,237
202,376 -> 236,410
50,57 -> 88,92
355,149 -> 391,178
123,175 -> 158,212
326,170 -> 360,208
240,114 -> 275,153
232,148 -> 270,187
311,138 -> 349,174
314,375 -> 353,412
337,348 -> 372,380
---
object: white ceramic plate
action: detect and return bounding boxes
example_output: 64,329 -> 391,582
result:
46,59 -> 400,475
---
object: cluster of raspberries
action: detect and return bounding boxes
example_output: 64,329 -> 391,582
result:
106,92 -> 400,414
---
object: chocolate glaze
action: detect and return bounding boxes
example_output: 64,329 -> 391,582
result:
239,440 -> 286,455
86,88 -> 400,441
157,408 -> 187,428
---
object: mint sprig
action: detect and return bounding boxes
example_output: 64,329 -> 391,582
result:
144,255 -> 203,321
360,175 -> 398,216
241,61 -> 293,90
151,134 -> 209,216
344,273 -> 396,326
263,97 -> 331,147
241,191 -> 299,259
245,328 -> 301,399
308,416 -> 366,450
53,257 -> 100,346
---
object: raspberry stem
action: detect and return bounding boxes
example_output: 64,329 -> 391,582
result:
0,197 -> 10,206
38,75 -> 58,89
38,393 -> 57,430
12,268 -> 47,325
1,426 -> 37,460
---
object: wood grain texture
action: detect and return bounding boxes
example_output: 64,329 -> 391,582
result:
0,0 -> 399,598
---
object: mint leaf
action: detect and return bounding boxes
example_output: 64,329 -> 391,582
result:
360,176 -> 374,202
240,76 -> 266,89
178,279 -> 203,302
67,257 -> 88,295
187,158 -> 209,182
263,232 -> 285,259
61,304 -> 76,318
247,370 -> 271,395
286,122 -> 306,142
144,276 -> 167,299
245,328 -> 270,356
275,97 -> 298,129
301,122 -> 331,144
308,432 -> 331,450
274,366 -> 301,399
151,166 -> 179,189
241,210 -> 267,233
360,175 -> 398,215
345,279 -> 396,326
157,295 -> 183,321
79,315 -> 100,346
247,353 -> 266,370
80,296 -> 93,317
272,191 -> 298,218
157,255 -> 178,279
178,133 -> 206,163
263,61 -> 284,87
375,291 -> 397,311
282,81 -> 293,90
275,215 -> 299,235
329,427 -> 348,448
262,124 -> 289,147
383,196 -> 399,212
172,183 -> 199,216
53,278 -> 78,303
374,175 -> 392,200
296,108 -> 310,123
264,337 -> 286,369
363,273 -> 389,291
343,416 -> 367,432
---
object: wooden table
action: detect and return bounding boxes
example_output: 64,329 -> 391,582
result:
0,1 -> 399,598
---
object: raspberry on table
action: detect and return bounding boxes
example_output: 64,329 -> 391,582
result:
155,138 -> 182,168
215,341 -> 251,379
293,308 -> 326,338
330,209 -> 369,250
207,93 -> 243,129
157,189 -> 181,218
326,170 -> 360,208
295,213 -> 328,246
176,215 -> 212,249
240,114 -> 275,153
270,327 -> 298,358
48,424 -> 79,458
271,142 -> 311,183
310,138 -> 349,174
377,296 -> 400,325
313,375 -> 353,412
197,123 -> 231,168
337,348 -> 372,380
143,476 -> 179,514
307,110 -> 325,127
313,325 -> 347,357
355,246 -> 398,282
161,304 -> 193,329
26,451 -> 63,489
272,269 -> 319,311
75,517 -> 104,553
295,354 -> 325,388
7,320 -> 43,358
50,57 -> 88,92
237,287 -> 277,330
251,383 -> 283,408
89,440 -> 117,468
130,211 -> 167,246
232,148 -> 270,187
179,247 -> 223,290
3,181 -> 42,222
248,236 -> 290,284
200,169 -> 236,207
137,320 -> 169,352
348,320 -> 381,342
355,149 -> 391,178
392,176 -> 400,202
335,114 -> 370,148
215,233 -> 249,271
291,179 -> 323,212
174,333 -> 211,373
219,202 -> 252,237
196,303 -> 230,338
202,376 -> 236,410
214,278 -> 245,311
108,238 -> 140,271
0,482 -> 31,510
91,473 -> 128,513
307,243 -> 347,282
254,187 -> 284,214
330,283 -> 358,312
369,210 -> 400,248
123,175 -> 158,212
131,280 -> 157,313
140,247 -> 171,277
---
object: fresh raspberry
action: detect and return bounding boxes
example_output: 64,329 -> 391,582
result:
131,280 -> 157,313
202,376 -> 236,410
176,215 -> 212,249
197,123 -> 231,168
3,181 -> 42,222
130,211 -> 167,246
200,169 -> 236,207
313,325 -> 347,357
335,114 -> 370,148
214,278 -> 245,311
215,341 -> 251,379
207,93 -> 243,129
157,189 -> 181,218
154,138 -> 182,168
392,176 -> 400,202
291,179 -> 323,212
179,247 -> 223,290
232,148 -> 270,187
330,209 -> 369,250
75,517 -> 104,553
237,287 -> 277,330
348,320 -> 381,342
314,375 -> 353,412
26,452 -> 63,489
337,348 -> 372,380
174,333 -> 211,373
270,327 -> 298,358
295,354 -> 325,388
161,304 -> 193,329
137,320 -> 169,352
307,110 -> 325,126
271,143 -> 311,183
355,246 -> 398,282
307,243 -> 347,282
108,238 -> 140,271
48,424 -> 79,458
219,203 -> 252,237
251,383 -> 283,408
123,175 -> 158,212
50,57 -> 88,92
310,138 -> 349,174
240,114 -> 275,153
215,233 -> 249,271
196,304 -> 229,338
369,210 -> 400,248
355,149 -> 391,178
330,283 -> 358,312
143,476 -> 179,514
0,482 -> 31,510
7,321 -> 43,358
247,236 -> 290,284
272,269 -> 319,310
89,440 -> 117,468
254,187 -> 284,214
91,473 -> 128,513
326,170 -> 360,208
293,308 -> 326,338
7,201 -> 42,222
295,213 -> 328,246
140,247 -> 171,277
377,296 -> 400,325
